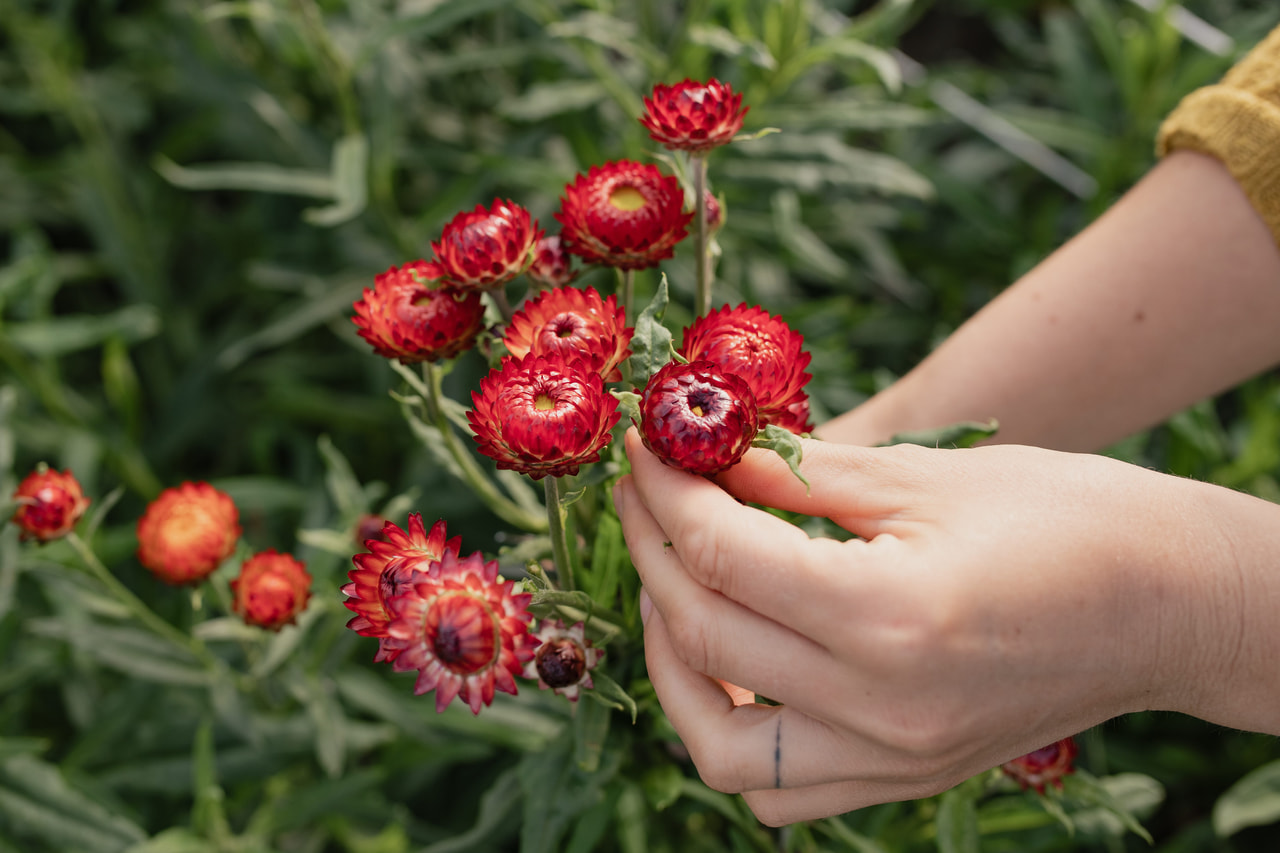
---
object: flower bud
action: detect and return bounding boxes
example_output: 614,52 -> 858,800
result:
10,466 -> 90,542
1001,738 -> 1079,793
231,550 -> 312,631
136,482 -> 240,585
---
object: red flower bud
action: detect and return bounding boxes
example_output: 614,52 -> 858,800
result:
639,359 -> 759,475
231,550 -> 312,631
10,466 -> 90,542
136,482 -> 240,585
639,78 -> 749,154
1002,738 -> 1079,793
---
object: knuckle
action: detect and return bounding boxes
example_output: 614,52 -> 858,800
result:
664,604 -> 713,673
742,793 -> 792,827
679,522 -> 733,594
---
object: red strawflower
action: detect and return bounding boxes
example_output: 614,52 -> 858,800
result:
342,514 -> 461,662
525,235 -> 579,289
231,550 -> 312,631
555,160 -> 693,271
639,78 -> 748,154
352,260 -> 486,364
681,303 -> 814,434
1002,738 -> 1079,793
639,359 -> 759,475
523,620 -> 602,702
384,549 -> 535,714
10,466 -> 90,542
503,286 -> 633,382
431,199 -> 541,291
136,482 -> 240,585
468,354 -> 620,480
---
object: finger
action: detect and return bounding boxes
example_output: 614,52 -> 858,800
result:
741,776 -> 959,827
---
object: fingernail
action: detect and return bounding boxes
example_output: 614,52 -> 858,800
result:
639,588 -> 653,625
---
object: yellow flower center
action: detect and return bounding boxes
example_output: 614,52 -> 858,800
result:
691,405 -> 704,417
535,394 -> 556,411
609,186 -> 647,211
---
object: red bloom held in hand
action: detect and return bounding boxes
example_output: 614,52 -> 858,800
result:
639,359 -> 759,476
1002,738 -> 1079,793
525,235 -> 579,289
503,286 -> 633,382
352,260 -> 486,364
555,160 -> 693,271
342,514 -> 461,662
10,466 -> 90,542
231,550 -> 312,631
681,303 -> 814,434
431,199 -> 541,291
384,549 -> 535,715
468,354 -> 620,480
639,78 -> 748,154
523,620 -> 602,702
136,482 -> 240,585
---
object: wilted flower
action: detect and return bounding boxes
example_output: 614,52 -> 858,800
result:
10,466 -> 90,542
431,199 -> 541,291
468,354 -> 620,480
681,303 -> 813,434
343,514 -> 461,662
352,260 -> 486,364
639,78 -> 748,154
524,620 -> 602,701
136,482 -> 240,585
1002,738 -> 1079,793
503,286 -> 633,382
555,160 -> 693,270
384,549 -> 535,715
525,235 -> 579,289
231,550 -> 312,631
639,359 -> 759,475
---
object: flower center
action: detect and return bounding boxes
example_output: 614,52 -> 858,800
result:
427,592 -> 499,675
534,394 -> 556,411
535,638 -> 587,688
685,388 -> 721,420
609,186 -> 647,212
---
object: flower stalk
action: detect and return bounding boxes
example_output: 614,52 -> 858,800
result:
692,155 -> 712,317
544,476 -> 576,592
619,268 -> 635,324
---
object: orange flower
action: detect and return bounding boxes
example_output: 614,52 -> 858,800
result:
10,466 -> 90,542
639,78 -> 748,154
136,482 -> 240,585
231,550 -> 312,631
352,260 -> 486,364
555,160 -> 692,270
431,199 -> 541,291
503,286 -> 632,382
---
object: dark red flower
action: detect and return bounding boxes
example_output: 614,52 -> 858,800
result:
525,235 -> 579,289
681,303 -> 813,434
468,354 -> 620,480
352,260 -> 486,363
639,78 -> 748,154
523,620 -> 602,702
231,550 -> 312,631
431,199 -> 541,290
555,160 -> 693,270
10,466 -> 90,542
639,359 -> 759,475
503,286 -> 633,382
702,190 -> 723,232
1002,738 -> 1079,793
136,482 -> 241,585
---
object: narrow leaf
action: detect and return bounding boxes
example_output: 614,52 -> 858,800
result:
752,424 -> 808,489
884,419 -> 999,449
584,671 -> 637,724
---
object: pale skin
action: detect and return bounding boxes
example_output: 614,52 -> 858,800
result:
614,150 -> 1280,826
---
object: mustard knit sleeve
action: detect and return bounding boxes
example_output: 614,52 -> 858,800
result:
1157,25 -> 1280,246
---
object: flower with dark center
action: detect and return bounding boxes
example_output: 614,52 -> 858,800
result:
639,359 -> 759,475
136,482 -> 241,585
352,260 -> 486,364
10,466 -> 91,543
431,199 -> 541,290
503,286 -> 633,382
384,550 -> 535,715
525,235 -> 579,289
468,354 -> 620,480
1001,738 -> 1079,793
681,303 -> 814,434
639,78 -> 748,154
523,620 -> 602,702
555,160 -> 693,270
231,550 -> 312,631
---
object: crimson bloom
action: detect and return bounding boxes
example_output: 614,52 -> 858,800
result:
523,620 -> 602,702
555,160 -> 693,270
503,286 -> 633,382
639,359 -> 759,476
10,466 -> 90,542
352,260 -> 486,364
525,235 -> 579,289
431,199 -> 541,291
468,354 -> 620,480
231,550 -> 312,631
136,482 -> 240,585
1002,738 -> 1079,793
639,78 -> 748,154
384,549 -> 535,714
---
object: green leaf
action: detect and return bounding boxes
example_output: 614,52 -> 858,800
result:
936,783 -> 981,853
1061,771 -> 1158,843
153,154 -> 333,197
1212,760 -> 1280,837
884,419 -> 999,449
317,434 -> 366,520
626,275 -> 673,390
0,754 -> 147,852
6,305 -> 160,356
611,390 -> 641,428
420,768 -> 522,853
498,81 -> 607,121
518,729 -> 621,853
124,828 -> 218,853
641,764 -> 684,812
573,694 -> 611,773
583,671 -> 637,724
752,424 -> 809,490
25,619 -> 210,686
190,719 -> 230,844
303,133 -> 368,227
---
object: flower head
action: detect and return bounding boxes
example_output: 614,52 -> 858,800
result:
468,354 -> 620,480
639,359 -> 759,475
352,260 -> 486,364
231,550 -> 312,631
503,286 -> 633,382
555,160 -> 693,271
1002,738 -> 1079,793
681,304 -> 813,434
136,482 -> 240,584
385,549 -> 535,714
525,235 -> 579,289
639,78 -> 748,154
431,199 -> 541,291
523,620 -> 602,701
10,466 -> 90,542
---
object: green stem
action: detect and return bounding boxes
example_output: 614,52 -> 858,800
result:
490,288 -> 515,324
620,268 -> 635,323
544,477 -> 575,591
692,155 -> 712,317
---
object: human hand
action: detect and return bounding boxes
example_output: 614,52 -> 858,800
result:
614,430 -> 1255,825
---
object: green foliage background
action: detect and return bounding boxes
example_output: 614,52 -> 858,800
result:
4,0 -> 1280,851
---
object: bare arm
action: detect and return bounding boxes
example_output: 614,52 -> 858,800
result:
818,150 -> 1280,450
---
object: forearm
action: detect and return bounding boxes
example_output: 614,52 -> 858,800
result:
818,151 -> 1280,451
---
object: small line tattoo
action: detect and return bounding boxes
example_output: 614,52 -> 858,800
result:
773,718 -> 782,789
